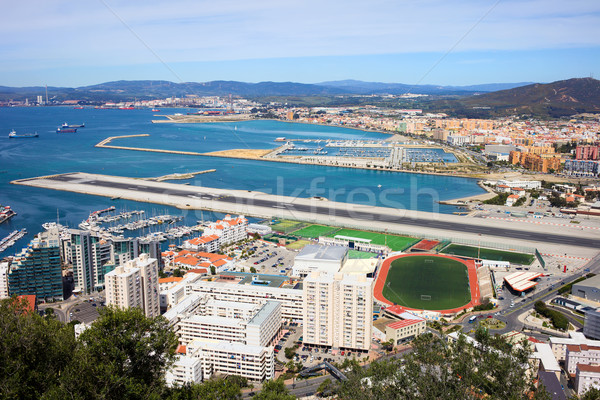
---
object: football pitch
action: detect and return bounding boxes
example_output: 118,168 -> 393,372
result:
326,229 -> 418,251
292,224 -> 337,238
271,220 -> 303,233
381,256 -> 471,311
440,244 -> 534,265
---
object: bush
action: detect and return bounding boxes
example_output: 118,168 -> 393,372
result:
535,301 -> 569,331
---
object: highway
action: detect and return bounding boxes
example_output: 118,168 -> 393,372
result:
16,172 -> 600,250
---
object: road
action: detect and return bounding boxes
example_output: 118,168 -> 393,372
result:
15,173 -> 600,249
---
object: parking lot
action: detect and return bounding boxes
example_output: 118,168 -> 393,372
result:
274,323 -> 369,368
233,240 -> 297,276
68,297 -> 105,324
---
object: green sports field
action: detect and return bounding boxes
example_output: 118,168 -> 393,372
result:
271,220 -> 304,233
326,229 -> 418,251
381,256 -> 471,311
348,250 -> 377,259
291,224 -> 337,238
440,244 -> 534,265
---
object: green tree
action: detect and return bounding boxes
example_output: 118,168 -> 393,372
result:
338,330 -> 551,400
253,378 -> 295,400
580,387 -> 600,400
250,267 -> 257,273
284,346 -> 296,359
210,266 -> 216,275
48,306 -> 178,400
173,268 -> 184,278
0,297 -> 76,400
163,377 -> 244,400
317,378 -> 333,396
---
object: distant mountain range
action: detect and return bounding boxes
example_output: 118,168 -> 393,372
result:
434,78 -> 600,118
0,79 -> 535,102
1,78 -> 598,118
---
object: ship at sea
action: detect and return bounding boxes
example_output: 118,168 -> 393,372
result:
61,122 -> 85,128
56,127 -> 77,133
8,129 -> 38,138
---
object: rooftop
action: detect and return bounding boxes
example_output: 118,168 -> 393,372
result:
296,244 -> 348,262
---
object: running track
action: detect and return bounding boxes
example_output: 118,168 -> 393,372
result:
374,254 -> 481,315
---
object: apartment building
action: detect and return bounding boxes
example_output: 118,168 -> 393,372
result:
202,214 -> 248,247
8,228 -> 63,301
0,262 -> 9,299
186,279 -> 303,322
176,299 -> 281,347
303,271 -> 373,351
105,254 -> 160,317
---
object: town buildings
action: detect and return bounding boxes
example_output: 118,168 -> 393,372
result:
105,254 -> 160,317
303,271 -> 373,351
292,244 -> 348,277
7,228 -> 63,301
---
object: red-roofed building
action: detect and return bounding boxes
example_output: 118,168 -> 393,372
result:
182,234 -> 220,253
159,277 -> 183,292
373,309 -> 426,345
202,214 -> 248,246
16,295 -> 37,313
165,249 -> 234,273
506,194 -> 521,206
576,364 -> 600,396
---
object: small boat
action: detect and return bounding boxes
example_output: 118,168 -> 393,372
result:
8,130 -> 38,138
73,106 -> 84,109
152,109 -> 160,112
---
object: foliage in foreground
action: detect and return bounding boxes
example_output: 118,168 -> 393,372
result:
336,329 -> 551,400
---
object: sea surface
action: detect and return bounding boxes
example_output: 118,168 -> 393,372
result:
0,107 -> 485,256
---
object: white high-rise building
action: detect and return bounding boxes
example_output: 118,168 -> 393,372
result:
303,271 -> 373,351
105,254 -> 159,317
0,262 -> 9,299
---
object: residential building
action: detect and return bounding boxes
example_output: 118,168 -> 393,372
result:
0,262 -> 9,299
165,354 -> 203,387
69,229 -> 113,294
162,249 -> 233,273
303,271 -> 373,351
187,338 -> 274,382
8,228 -> 63,301
372,311 -> 427,345
550,331 -> 600,362
497,179 -> 542,190
584,308 -> 600,340
182,235 -> 220,253
564,159 -> 600,177
186,278 -> 303,322
105,254 -> 160,317
576,145 -> 600,161
292,244 -> 348,277
176,299 -> 281,347
202,214 -> 248,246
576,364 -> 600,396
566,344 -> 600,375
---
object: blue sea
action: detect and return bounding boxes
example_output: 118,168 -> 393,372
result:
0,107 -> 484,256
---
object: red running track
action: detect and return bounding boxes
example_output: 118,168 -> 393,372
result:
374,253 -> 481,315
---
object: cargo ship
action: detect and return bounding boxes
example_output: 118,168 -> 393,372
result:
8,130 -> 38,138
56,126 -> 77,133
61,122 -> 85,128
0,205 -> 16,224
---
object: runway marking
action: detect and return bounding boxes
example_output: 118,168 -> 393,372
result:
542,254 -> 591,261
484,216 -> 600,230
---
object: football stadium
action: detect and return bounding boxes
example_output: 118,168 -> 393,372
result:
374,254 -> 480,314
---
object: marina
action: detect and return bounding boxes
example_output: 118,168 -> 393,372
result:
0,229 -> 27,253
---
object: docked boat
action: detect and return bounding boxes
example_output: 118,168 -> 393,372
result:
8,130 -> 38,138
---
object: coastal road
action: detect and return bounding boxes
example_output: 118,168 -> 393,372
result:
13,172 -> 600,250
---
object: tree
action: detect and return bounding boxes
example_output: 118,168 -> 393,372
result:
250,267 -> 257,274
284,346 -> 296,359
48,306 -> 178,399
173,268 -> 184,278
0,297 -> 76,400
253,378 -> 295,400
210,266 -> 216,275
580,387 -> 600,400
163,377 -> 244,400
337,330 -> 552,400
317,378 -> 333,396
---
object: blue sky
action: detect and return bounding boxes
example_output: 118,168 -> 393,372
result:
1,0 -> 599,87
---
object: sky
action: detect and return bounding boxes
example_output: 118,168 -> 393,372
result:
1,0 -> 599,87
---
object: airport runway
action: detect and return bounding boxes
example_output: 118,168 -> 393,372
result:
13,172 -> 600,251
